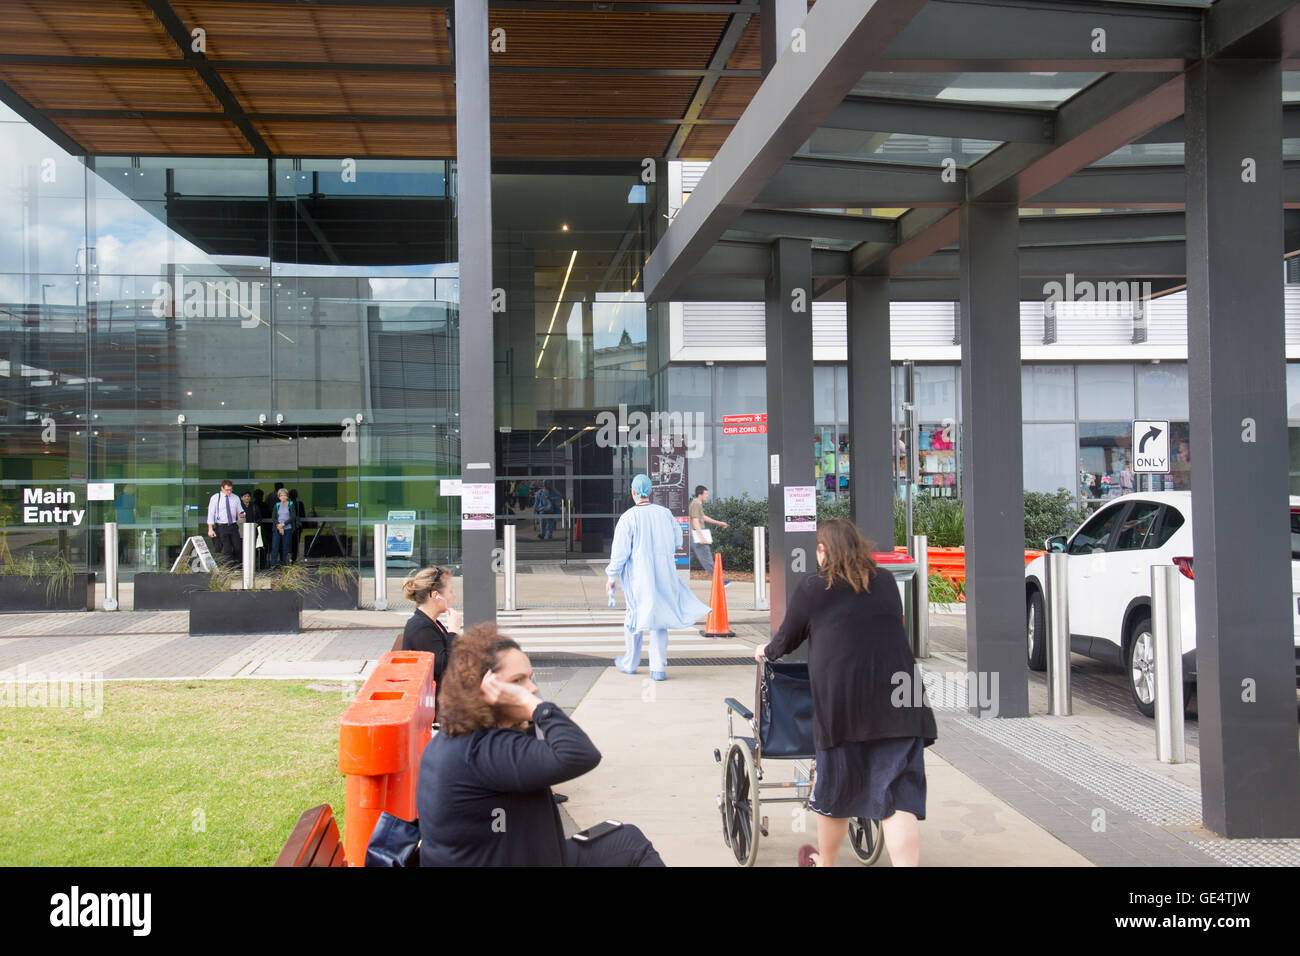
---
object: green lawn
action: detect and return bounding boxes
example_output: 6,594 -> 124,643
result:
0,680 -> 349,866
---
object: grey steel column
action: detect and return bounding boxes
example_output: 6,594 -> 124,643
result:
103,522 -> 119,611
847,276 -> 894,550
1185,56 -> 1300,836
765,238 -> 815,643
1151,565 -> 1185,764
959,202 -> 1028,719
373,523 -> 388,611
455,0 -> 497,627
1045,552 -> 1071,717
760,0 -> 806,76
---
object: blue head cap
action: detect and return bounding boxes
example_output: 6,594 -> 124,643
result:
631,474 -> 652,500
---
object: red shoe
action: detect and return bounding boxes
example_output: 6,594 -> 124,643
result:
797,844 -> 818,867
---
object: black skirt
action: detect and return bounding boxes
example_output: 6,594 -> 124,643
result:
809,736 -> 927,821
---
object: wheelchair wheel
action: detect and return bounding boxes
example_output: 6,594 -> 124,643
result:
848,818 -> 884,865
722,741 -> 760,866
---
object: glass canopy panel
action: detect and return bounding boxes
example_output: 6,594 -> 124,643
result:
851,72 -> 1104,108
1091,142 -> 1185,165
797,131 -> 1002,167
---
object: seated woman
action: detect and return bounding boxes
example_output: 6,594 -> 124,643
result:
417,624 -> 664,867
400,567 -> 461,688
756,518 -> 937,868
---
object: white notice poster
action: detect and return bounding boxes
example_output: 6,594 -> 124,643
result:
461,483 -> 495,530
784,485 -> 817,533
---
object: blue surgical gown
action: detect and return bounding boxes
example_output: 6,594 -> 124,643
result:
606,502 -> 710,633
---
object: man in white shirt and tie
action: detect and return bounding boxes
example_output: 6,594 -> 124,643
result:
207,478 -> 245,567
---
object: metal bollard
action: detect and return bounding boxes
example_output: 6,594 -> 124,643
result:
241,522 -> 257,590
503,524 -> 517,611
1045,552 -> 1071,716
1151,565 -> 1186,763
373,523 -> 388,611
103,522 -> 119,611
753,526 -> 769,611
910,533 -> 929,659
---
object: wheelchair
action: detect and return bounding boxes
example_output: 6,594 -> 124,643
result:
714,660 -> 884,867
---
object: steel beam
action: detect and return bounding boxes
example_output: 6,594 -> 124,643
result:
753,158 -> 964,209
823,95 -> 1054,144
959,202 -> 1028,720
1185,55 -> 1300,837
644,0 -> 929,301
730,209 -> 897,245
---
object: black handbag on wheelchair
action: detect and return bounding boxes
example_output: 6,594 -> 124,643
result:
758,661 -> 816,758
364,812 -> 421,867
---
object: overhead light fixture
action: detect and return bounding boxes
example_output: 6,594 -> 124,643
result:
536,250 -> 578,370
560,223 -> 569,231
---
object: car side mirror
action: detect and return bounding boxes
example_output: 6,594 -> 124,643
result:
1046,536 -> 1066,553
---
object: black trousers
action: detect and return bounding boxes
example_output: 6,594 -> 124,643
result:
560,824 -> 664,867
212,523 -> 240,565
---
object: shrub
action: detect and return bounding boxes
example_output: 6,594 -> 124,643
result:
705,494 -> 769,573
1023,488 -> 1086,550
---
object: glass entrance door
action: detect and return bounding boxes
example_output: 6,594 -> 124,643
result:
182,425 -> 361,568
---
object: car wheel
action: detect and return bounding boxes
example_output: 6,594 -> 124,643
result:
1026,588 -> 1047,671
1127,615 -> 1156,718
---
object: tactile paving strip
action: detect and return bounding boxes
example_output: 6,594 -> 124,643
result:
921,672 -> 1300,866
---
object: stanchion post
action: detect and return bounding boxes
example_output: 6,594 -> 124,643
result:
503,524 -> 517,611
103,522 -> 119,611
910,533 -> 929,658
373,523 -> 388,611
753,526 -> 769,611
1151,564 -> 1186,763
1045,551 -> 1071,716
241,523 -> 256,590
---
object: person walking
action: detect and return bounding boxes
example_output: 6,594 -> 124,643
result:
606,473 -> 709,681
755,518 -> 936,867
206,479 -> 244,566
400,566 -> 462,691
535,481 -> 559,540
688,485 -> 728,573
268,487 -> 297,568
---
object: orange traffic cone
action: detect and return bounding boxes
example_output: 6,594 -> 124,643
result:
702,553 -> 734,638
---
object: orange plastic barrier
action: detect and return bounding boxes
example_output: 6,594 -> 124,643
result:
702,553 -> 734,638
893,546 -> 1045,586
338,650 -> 437,867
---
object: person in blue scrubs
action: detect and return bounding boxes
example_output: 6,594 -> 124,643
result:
605,474 -> 709,680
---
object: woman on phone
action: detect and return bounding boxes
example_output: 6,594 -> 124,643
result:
416,624 -> 664,867
755,518 -> 936,867
400,566 -> 461,688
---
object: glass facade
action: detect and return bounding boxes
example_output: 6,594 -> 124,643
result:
1,104 -> 659,574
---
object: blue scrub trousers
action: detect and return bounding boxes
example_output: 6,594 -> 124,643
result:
615,626 -> 668,674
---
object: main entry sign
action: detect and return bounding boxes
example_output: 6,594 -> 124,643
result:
1132,419 -> 1170,474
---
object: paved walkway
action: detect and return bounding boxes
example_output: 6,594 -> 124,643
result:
4,577 -> 1298,866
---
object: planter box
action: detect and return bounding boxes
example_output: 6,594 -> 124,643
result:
0,573 -> 96,612
303,575 -> 359,611
189,590 -> 301,635
133,572 -> 209,611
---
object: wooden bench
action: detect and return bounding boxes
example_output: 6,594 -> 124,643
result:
274,804 -> 347,867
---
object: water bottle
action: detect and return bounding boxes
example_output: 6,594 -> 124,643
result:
607,587 -> 616,608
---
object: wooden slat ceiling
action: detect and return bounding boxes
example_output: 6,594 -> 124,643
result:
0,1 -> 761,159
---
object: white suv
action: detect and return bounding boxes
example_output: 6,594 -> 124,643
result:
1023,491 -> 1300,717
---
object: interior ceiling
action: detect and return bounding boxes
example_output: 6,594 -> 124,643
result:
0,0 -> 765,160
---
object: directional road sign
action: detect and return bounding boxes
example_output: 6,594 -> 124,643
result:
1132,419 -> 1170,474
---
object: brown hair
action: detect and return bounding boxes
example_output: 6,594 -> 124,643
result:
436,623 -> 523,737
816,518 -> 878,593
220,479 -> 233,490
401,566 -> 450,604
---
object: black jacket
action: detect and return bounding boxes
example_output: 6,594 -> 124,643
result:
763,571 -> 937,751
402,608 -> 456,686
416,701 -> 601,866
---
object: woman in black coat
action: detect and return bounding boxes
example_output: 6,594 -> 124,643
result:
416,624 -> 664,867
757,518 -> 936,867
400,566 -> 461,688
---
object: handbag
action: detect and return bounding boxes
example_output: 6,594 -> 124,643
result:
364,812 -> 421,867
758,660 -> 816,758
